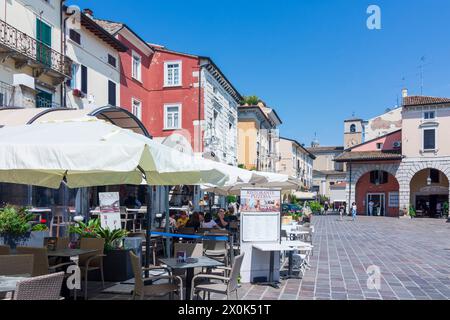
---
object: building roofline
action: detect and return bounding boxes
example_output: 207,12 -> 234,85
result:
280,137 -> 316,159
343,129 -> 402,152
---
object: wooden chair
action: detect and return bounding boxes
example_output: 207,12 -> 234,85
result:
0,245 -> 10,255
16,247 -> 74,277
13,272 -> 65,300
129,251 -> 183,300
121,207 -> 134,231
0,255 -> 34,276
191,253 -> 244,300
78,238 -> 106,300
50,206 -> 73,238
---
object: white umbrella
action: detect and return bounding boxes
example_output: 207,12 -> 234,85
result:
0,119 -> 229,188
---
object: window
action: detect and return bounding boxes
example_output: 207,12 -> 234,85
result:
423,129 -> 436,150
69,64 -> 79,89
36,89 -> 53,108
388,192 -> 399,208
69,29 -> 81,45
350,124 -> 356,133
108,81 -> 116,106
164,104 -> 181,130
424,111 -> 435,120
0,93 -> 4,107
164,61 -> 181,86
376,143 -> 383,150
132,51 -> 141,81
132,98 -> 142,120
108,54 -> 117,68
370,171 -> 388,185
81,65 -> 88,94
430,169 -> 440,183
36,19 -> 51,66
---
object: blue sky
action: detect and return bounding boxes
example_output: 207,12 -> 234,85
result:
69,0 -> 450,146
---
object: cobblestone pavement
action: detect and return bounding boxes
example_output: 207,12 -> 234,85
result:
91,216 -> 450,300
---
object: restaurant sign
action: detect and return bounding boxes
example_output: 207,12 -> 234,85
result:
99,192 -> 121,230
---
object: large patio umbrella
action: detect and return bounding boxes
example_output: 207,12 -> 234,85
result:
0,119 -> 233,270
0,119 -> 230,188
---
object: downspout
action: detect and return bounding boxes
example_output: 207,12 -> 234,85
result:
62,1 -> 75,109
348,161 -> 352,215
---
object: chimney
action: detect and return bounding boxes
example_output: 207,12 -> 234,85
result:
83,8 -> 93,17
402,88 -> 408,98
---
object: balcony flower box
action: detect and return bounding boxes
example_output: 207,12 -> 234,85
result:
72,89 -> 85,98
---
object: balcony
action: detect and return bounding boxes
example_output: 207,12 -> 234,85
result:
0,80 -> 61,108
0,19 -> 72,84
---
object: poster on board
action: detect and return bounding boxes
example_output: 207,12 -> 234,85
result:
99,192 -> 121,230
240,189 -> 281,242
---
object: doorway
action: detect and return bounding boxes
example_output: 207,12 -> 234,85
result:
367,193 -> 385,216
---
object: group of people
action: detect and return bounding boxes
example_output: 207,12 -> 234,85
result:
163,208 -> 237,232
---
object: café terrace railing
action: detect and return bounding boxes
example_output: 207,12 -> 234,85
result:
0,18 -> 72,78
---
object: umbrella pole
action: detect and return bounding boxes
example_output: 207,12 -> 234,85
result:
145,186 -> 153,277
165,186 -> 171,258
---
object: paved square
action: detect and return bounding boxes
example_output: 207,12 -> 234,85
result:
92,216 -> 450,300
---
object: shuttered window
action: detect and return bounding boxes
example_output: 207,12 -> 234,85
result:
81,65 -> 88,94
108,81 -> 116,106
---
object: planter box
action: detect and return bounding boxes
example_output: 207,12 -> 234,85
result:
90,249 -> 135,282
0,231 -> 49,249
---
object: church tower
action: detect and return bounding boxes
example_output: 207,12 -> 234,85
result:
344,116 -> 363,149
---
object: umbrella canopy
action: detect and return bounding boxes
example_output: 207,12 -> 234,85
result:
0,119 -> 229,188
202,172 -> 299,196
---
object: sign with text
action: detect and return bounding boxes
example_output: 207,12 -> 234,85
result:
240,189 -> 281,242
99,192 -> 121,230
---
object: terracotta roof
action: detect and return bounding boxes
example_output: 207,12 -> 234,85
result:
307,146 -> 344,153
334,150 -> 402,162
93,18 -> 124,35
403,96 -> 450,107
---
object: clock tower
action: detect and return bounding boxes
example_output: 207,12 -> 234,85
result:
344,117 -> 363,149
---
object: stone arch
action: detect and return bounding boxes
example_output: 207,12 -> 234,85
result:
405,162 -> 450,183
352,163 -> 400,186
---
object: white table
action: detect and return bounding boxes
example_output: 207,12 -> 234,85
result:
253,243 -> 296,288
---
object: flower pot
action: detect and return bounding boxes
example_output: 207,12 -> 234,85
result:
0,232 -> 31,250
89,249 -> 135,282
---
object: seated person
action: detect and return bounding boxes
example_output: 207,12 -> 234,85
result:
185,212 -> 201,232
215,208 -> 229,229
201,213 -> 219,229
161,212 -> 177,230
124,193 -> 141,209
176,211 -> 189,229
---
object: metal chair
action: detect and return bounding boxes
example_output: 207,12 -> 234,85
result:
203,236 -> 229,267
78,238 -> 106,300
0,254 -> 34,276
129,251 -> 183,300
191,253 -> 244,300
13,272 -> 65,300
121,207 -> 134,231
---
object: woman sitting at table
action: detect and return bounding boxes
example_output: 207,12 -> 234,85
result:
201,213 -> 219,229
185,212 -> 201,231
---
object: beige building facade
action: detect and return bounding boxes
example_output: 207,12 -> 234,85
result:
278,137 -> 315,190
237,101 -> 282,172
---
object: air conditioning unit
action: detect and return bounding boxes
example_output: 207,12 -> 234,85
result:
393,141 -> 401,148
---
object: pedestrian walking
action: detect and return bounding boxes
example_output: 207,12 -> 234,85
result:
324,201 -> 329,216
351,202 -> 357,221
368,200 -> 374,216
339,205 -> 344,221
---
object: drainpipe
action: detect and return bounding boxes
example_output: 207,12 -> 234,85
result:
62,2 -> 76,109
348,161 -> 352,215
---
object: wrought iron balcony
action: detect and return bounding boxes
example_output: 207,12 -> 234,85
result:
0,19 -> 72,81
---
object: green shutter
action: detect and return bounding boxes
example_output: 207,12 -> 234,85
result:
36,19 -> 52,66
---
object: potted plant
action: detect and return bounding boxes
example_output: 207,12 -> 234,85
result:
0,205 -> 34,249
29,220 -> 50,247
309,201 -> 323,215
70,219 -> 132,282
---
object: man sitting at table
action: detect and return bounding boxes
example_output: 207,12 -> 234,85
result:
124,192 -> 141,209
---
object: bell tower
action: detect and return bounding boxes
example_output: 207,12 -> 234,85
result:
344,115 -> 363,149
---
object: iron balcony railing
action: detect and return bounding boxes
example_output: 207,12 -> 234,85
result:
0,19 -> 72,77
36,95 -> 61,108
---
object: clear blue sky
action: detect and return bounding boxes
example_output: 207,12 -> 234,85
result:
69,0 -> 450,146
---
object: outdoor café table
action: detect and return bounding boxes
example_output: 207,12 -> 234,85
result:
47,248 -> 99,258
289,230 -> 310,240
159,256 -> 224,300
280,241 -> 313,279
253,243 -> 295,288
0,275 -> 30,294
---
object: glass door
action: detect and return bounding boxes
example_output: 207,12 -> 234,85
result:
367,194 -> 385,216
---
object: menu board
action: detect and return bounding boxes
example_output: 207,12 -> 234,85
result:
99,192 -> 121,230
240,189 -> 281,243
